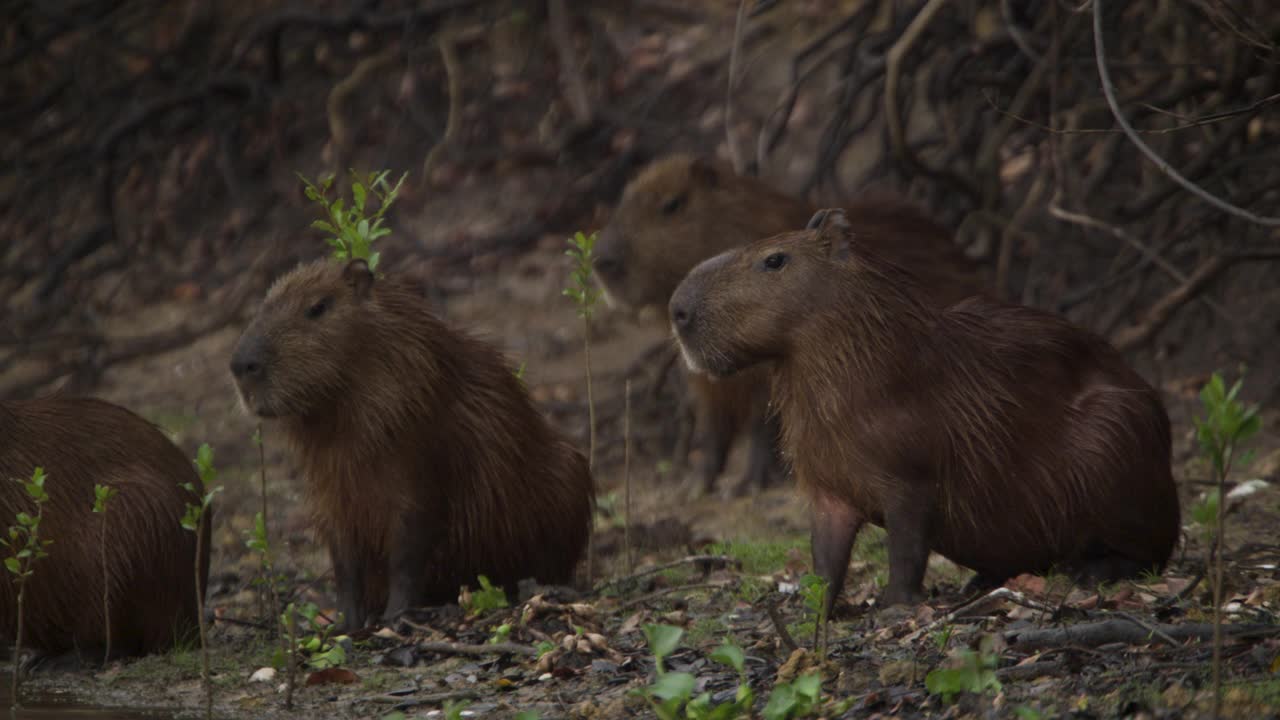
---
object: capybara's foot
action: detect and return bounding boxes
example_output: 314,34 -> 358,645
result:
1074,555 -> 1155,586
959,573 -> 1008,597
879,584 -> 926,608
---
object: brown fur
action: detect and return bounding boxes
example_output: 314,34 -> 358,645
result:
0,395 -> 209,663
229,259 -> 595,630
668,208 -> 1180,610
595,155 -> 985,494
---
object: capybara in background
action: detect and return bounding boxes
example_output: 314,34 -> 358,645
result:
669,208 -> 1180,612
0,396 -> 210,664
593,155 -> 985,495
229,258 -> 595,631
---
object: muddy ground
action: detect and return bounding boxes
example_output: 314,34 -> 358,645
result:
11,232 -> 1280,720
5,1 -> 1280,718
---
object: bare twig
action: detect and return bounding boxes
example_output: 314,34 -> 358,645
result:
617,582 -> 727,611
724,0 -> 750,175
624,379 -> 633,574
547,0 -> 593,127
595,555 -> 737,592
884,0 -> 951,168
417,640 -> 538,657
422,29 -> 462,181
1112,611 -> 1181,648
765,597 -> 799,655
328,49 -> 398,153
1110,255 -> 1228,352
1093,0 -> 1280,227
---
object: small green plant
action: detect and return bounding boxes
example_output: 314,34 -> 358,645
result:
514,361 -> 528,388
443,699 -> 471,720
535,640 -> 556,659
932,624 -> 955,653
3,467 -> 52,707
184,444 -> 223,720
925,634 -> 1003,704
488,622 -> 513,645
92,483 -> 118,665
1194,371 -> 1262,720
298,169 -> 408,271
762,672 -> 823,720
461,574 -> 509,616
564,229 -> 601,583
280,601 -> 348,670
787,573 -> 829,657
631,624 -> 756,720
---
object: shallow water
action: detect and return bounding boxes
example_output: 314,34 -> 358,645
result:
0,677 -> 175,720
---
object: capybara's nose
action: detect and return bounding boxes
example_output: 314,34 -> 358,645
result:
592,254 -> 621,278
229,345 -> 264,381
670,301 -> 693,332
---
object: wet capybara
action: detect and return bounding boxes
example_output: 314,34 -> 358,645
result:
0,395 -> 210,664
593,155 -> 985,495
229,258 -> 595,631
669,208 -> 1180,612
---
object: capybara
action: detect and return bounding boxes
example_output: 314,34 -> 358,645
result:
0,395 -> 210,664
229,258 -> 595,631
594,155 -> 985,495
668,208 -> 1180,612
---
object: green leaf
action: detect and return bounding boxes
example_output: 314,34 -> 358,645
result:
649,671 -> 696,703
762,683 -> 798,720
792,672 -> 822,702
4,557 -> 19,574
709,641 -> 746,675
642,624 -> 684,670
352,182 -> 367,213
513,713 -> 540,720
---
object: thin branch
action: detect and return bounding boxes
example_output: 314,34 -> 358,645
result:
416,641 -> 537,657
724,0 -> 749,175
884,0 -> 951,168
1092,0 -> 1280,227
547,0 -> 593,127
421,29 -> 461,181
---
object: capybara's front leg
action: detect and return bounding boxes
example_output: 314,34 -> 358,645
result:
737,410 -> 783,494
381,511 -> 432,626
881,496 -> 930,607
330,542 -> 368,632
696,402 -> 733,495
810,490 -> 864,618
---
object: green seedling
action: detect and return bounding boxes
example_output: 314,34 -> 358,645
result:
564,229 -> 601,582
632,624 -> 758,720
298,169 -> 408,271
92,483 -> 118,665
183,443 -> 223,720
461,574 -> 509,616
3,467 -> 52,707
762,672 -> 823,720
925,634 -> 1003,704
488,623 -> 512,645
1194,371 -> 1261,719
279,601 -> 348,670
444,699 -> 471,720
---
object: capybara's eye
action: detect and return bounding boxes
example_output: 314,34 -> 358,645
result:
306,297 -> 331,319
763,253 -> 788,271
661,193 -> 687,215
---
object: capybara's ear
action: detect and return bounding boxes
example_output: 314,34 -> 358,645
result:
808,208 -> 853,261
343,259 -> 375,299
690,158 -> 719,188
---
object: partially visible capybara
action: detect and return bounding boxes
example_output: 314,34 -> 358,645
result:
594,155 -> 985,495
0,395 -> 210,664
229,258 -> 595,631
669,208 -> 1180,613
